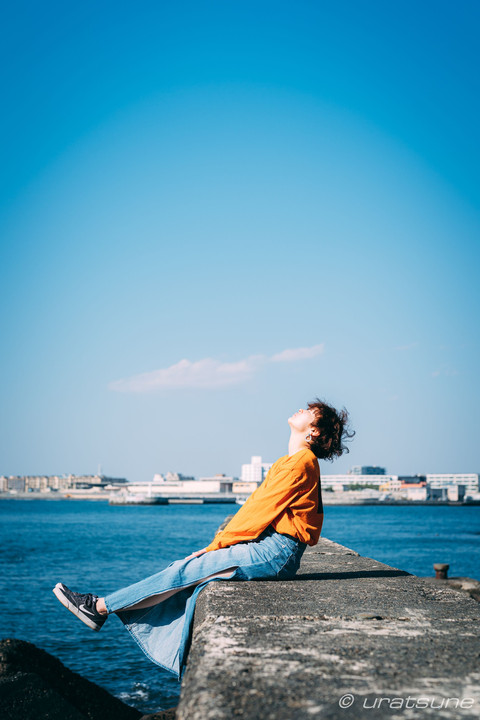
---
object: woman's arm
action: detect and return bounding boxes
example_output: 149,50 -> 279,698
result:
204,456 -> 314,552
184,547 -> 208,560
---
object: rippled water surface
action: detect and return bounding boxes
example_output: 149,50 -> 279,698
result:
0,499 -> 478,712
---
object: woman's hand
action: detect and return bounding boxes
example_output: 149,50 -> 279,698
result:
185,547 -> 208,560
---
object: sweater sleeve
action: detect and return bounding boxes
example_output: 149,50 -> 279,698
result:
204,457 -> 311,552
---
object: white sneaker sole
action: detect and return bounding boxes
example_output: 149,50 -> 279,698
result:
53,583 -> 103,632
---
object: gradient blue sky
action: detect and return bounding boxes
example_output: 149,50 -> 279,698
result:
1,1 -> 479,481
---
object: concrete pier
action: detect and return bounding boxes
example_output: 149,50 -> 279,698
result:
177,537 -> 480,719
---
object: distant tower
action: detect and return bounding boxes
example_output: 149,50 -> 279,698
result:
241,456 -> 272,485
351,465 -> 386,475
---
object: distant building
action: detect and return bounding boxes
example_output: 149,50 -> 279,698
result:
70,475 -> 128,489
232,481 -> 258,494
398,475 -> 426,485
396,483 -> 466,502
446,485 -> 466,502
6,476 -> 26,492
199,475 -> 235,493
397,475 -> 430,500
241,456 -> 272,485
429,487 -> 448,501
379,478 -> 402,492
322,474 -> 393,491
152,473 -> 196,483
161,472 -> 196,483
403,484 -> 427,501
0,474 -> 128,493
131,474 -> 236,496
350,466 -> 386,476
427,474 -> 479,494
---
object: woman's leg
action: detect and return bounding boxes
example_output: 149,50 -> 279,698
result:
103,545 -> 251,617
97,566 -> 238,614
94,531 -> 300,678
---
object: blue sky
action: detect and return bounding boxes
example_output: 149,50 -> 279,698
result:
1,1 -> 479,481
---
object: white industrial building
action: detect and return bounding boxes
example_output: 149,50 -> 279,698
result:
403,485 -> 428,501
321,474 -> 395,491
241,456 -> 272,485
130,474 -> 236,496
426,474 -> 479,493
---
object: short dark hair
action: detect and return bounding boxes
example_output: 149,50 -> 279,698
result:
307,398 -> 355,461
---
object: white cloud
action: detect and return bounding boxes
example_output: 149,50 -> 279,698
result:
109,343 -> 324,393
109,356 -> 261,392
270,344 -> 324,363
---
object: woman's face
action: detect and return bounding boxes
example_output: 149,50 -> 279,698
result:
288,407 -> 318,433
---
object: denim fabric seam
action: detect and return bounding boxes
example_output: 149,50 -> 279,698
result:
275,548 -> 300,576
274,533 -> 306,553
278,555 -> 290,574
277,551 -> 304,577
122,606 -> 157,625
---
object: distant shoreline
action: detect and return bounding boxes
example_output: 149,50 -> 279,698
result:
1,492 -> 479,507
322,499 -> 480,506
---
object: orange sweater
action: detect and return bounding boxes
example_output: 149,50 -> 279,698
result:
204,448 -> 323,552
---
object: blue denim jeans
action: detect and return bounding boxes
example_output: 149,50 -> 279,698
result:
104,524 -> 307,679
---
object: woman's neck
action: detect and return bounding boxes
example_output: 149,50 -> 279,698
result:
288,430 -> 310,457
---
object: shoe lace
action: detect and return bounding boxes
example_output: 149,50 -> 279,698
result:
84,594 -> 99,612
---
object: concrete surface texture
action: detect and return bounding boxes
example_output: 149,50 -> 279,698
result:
177,537 -> 480,720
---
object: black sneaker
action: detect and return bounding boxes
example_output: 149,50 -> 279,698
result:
53,583 -> 108,631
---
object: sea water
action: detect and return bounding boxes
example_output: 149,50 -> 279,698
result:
0,499 -> 478,713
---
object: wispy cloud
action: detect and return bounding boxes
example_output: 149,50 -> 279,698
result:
270,344 -> 324,363
109,344 -> 324,393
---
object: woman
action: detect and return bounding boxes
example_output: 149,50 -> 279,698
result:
53,398 -> 353,679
